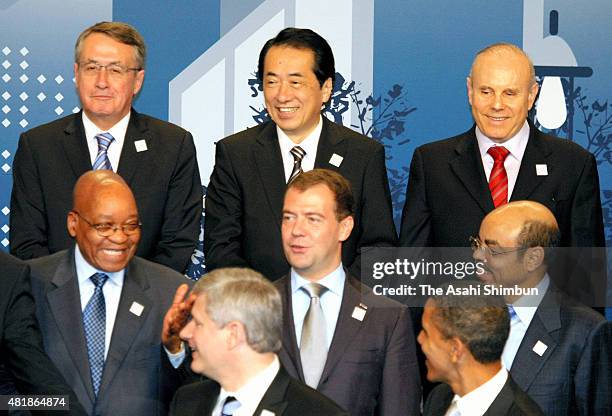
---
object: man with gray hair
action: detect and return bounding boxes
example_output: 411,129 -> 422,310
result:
11,21 -> 202,274
170,267 -> 347,416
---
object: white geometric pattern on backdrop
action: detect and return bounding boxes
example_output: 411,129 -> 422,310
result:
1,43 -> 79,248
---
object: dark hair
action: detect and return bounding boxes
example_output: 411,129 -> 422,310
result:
517,220 -> 560,265
75,21 -> 146,69
286,169 -> 354,221
429,282 -> 509,364
258,27 -> 335,89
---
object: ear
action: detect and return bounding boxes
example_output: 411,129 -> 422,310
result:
523,246 -> 545,272
67,211 -> 78,238
527,81 -> 539,110
338,215 -> 354,242
449,337 -> 465,364
466,76 -> 474,106
226,321 -> 247,350
133,69 -> 145,96
321,77 -> 333,103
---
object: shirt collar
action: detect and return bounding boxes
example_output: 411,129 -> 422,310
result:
476,120 -> 529,161
82,110 -> 130,146
290,262 -> 346,297
509,274 -> 550,326
218,355 -> 280,415
74,244 -> 125,287
277,115 -> 322,157
454,367 -> 508,415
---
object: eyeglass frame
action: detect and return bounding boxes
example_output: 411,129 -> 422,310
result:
72,211 -> 142,237
77,61 -> 142,78
469,235 -> 528,257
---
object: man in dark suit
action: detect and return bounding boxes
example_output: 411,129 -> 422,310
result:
399,42 -> 605,306
204,27 -> 396,281
10,21 -> 201,273
171,267 -> 346,416
0,252 -> 86,415
420,282 -> 543,416
275,169 -> 420,415
29,170 -> 190,415
474,201 -> 607,415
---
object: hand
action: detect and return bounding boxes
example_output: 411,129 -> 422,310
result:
162,283 -> 196,353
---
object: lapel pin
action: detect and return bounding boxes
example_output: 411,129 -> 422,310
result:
535,164 -> 548,176
532,340 -> 548,356
134,139 -> 148,152
329,153 -> 343,167
129,301 -> 144,317
351,305 -> 366,321
260,410 -> 275,416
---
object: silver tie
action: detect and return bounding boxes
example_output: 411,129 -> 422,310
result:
288,146 -> 306,183
300,282 -> 328,388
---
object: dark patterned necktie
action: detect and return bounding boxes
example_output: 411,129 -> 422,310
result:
83,272 -> 108,396
288,146 -> 306,183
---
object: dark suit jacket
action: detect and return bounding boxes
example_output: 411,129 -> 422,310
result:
423,375 -> 544,416
509,285 -> 607,416
28,249 -> 189,416
10,110 -> 202,273
204,118 -> 397,281
275,273 -> 421,416
399,122 -> 606,305
0,252 -> 86,415
169,365 -> 348,416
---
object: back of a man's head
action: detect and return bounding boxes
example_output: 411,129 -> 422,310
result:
192,267 -> 282,353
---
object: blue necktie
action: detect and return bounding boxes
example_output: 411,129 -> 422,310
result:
221,396 -> 241,416
83,272 -> 108,396
93,132 -> 114,170
508,304 -> 519,323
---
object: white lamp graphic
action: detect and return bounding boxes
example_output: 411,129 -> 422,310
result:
523,0 -> 592,136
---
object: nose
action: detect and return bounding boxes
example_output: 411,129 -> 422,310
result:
472,246 -> 486,262
95,67 -> 109,88
417,330 -> 424,345
291,217 -> 306,237
491,93 -> 504,110
276,80 -> 292,102
180,320 -> 194,341
107,226 -> 130,243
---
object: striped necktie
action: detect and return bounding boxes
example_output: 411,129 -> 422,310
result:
288,146 -> 306,183
221,396 -> 241,416
93,132 -> 115,170
487,146 -> 510,207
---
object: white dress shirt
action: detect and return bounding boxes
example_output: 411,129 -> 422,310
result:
212,356 -> 281,416
82,111 -> 130,171
290,263 -> 345,351
75,245 -> 124,359
476,121 -> 530,200
446,367 -> 509,416
277,116 -> 322,182
501,276 -> 550,370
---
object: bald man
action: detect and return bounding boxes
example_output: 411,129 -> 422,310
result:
27,170 -> 190,416
399,42 -> 605,307
473,201 -> 607,416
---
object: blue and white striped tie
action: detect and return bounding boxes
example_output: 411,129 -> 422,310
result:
93,132 -> 114,170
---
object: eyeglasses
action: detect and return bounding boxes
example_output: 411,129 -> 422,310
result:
78,61 -> 142,79
73,211 -> 141,237
469,236 -> 527,257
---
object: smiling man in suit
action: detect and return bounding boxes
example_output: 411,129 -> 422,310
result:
10,21 -> 202,273
399,42 -> 605,306
473,201 -> 607,415
204,27 -> 396,281
28,170 -> 189,415
420,282 -> 543,416
275,169 -> 420,416
171,267 -> 347,416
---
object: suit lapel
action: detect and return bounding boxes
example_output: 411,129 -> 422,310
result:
510,288 -> 560,391
318,276 -> 364,386
117,110 -> 151,185
253,366 -> 291,416
197,382 -> 221,415
254,123 -> 287,230
483,377 -> 514,416
314,118 -> 347,171
46,250 -> 95,403
510,126 -> 552,201
448,129 -> 494,214
278,277 -> 305,381
98,260 -> 152,397
61,112 -> 93,177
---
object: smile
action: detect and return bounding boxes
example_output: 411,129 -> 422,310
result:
278,107 -> 298,113
101,248 -> 126,256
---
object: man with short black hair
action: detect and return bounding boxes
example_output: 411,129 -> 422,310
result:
205,27 -> 396,281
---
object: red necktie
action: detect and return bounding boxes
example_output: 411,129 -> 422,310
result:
487,146 -> 510,207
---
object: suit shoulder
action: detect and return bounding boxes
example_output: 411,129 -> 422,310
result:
537,130 -> 595,160
218,123 -> 269,146
414,130 -> 471,154
135,112 -> 190,137
327,121 -> 383,150
285,378 -> 348,415
129,256 -> 191,290
19,114 -> 78,142
27,250 -> 69,279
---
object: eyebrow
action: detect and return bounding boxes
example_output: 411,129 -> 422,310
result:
484,238 -> 500,246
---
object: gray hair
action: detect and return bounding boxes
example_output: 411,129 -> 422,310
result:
192,268 -> 282,353
75,21 -> 146,69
